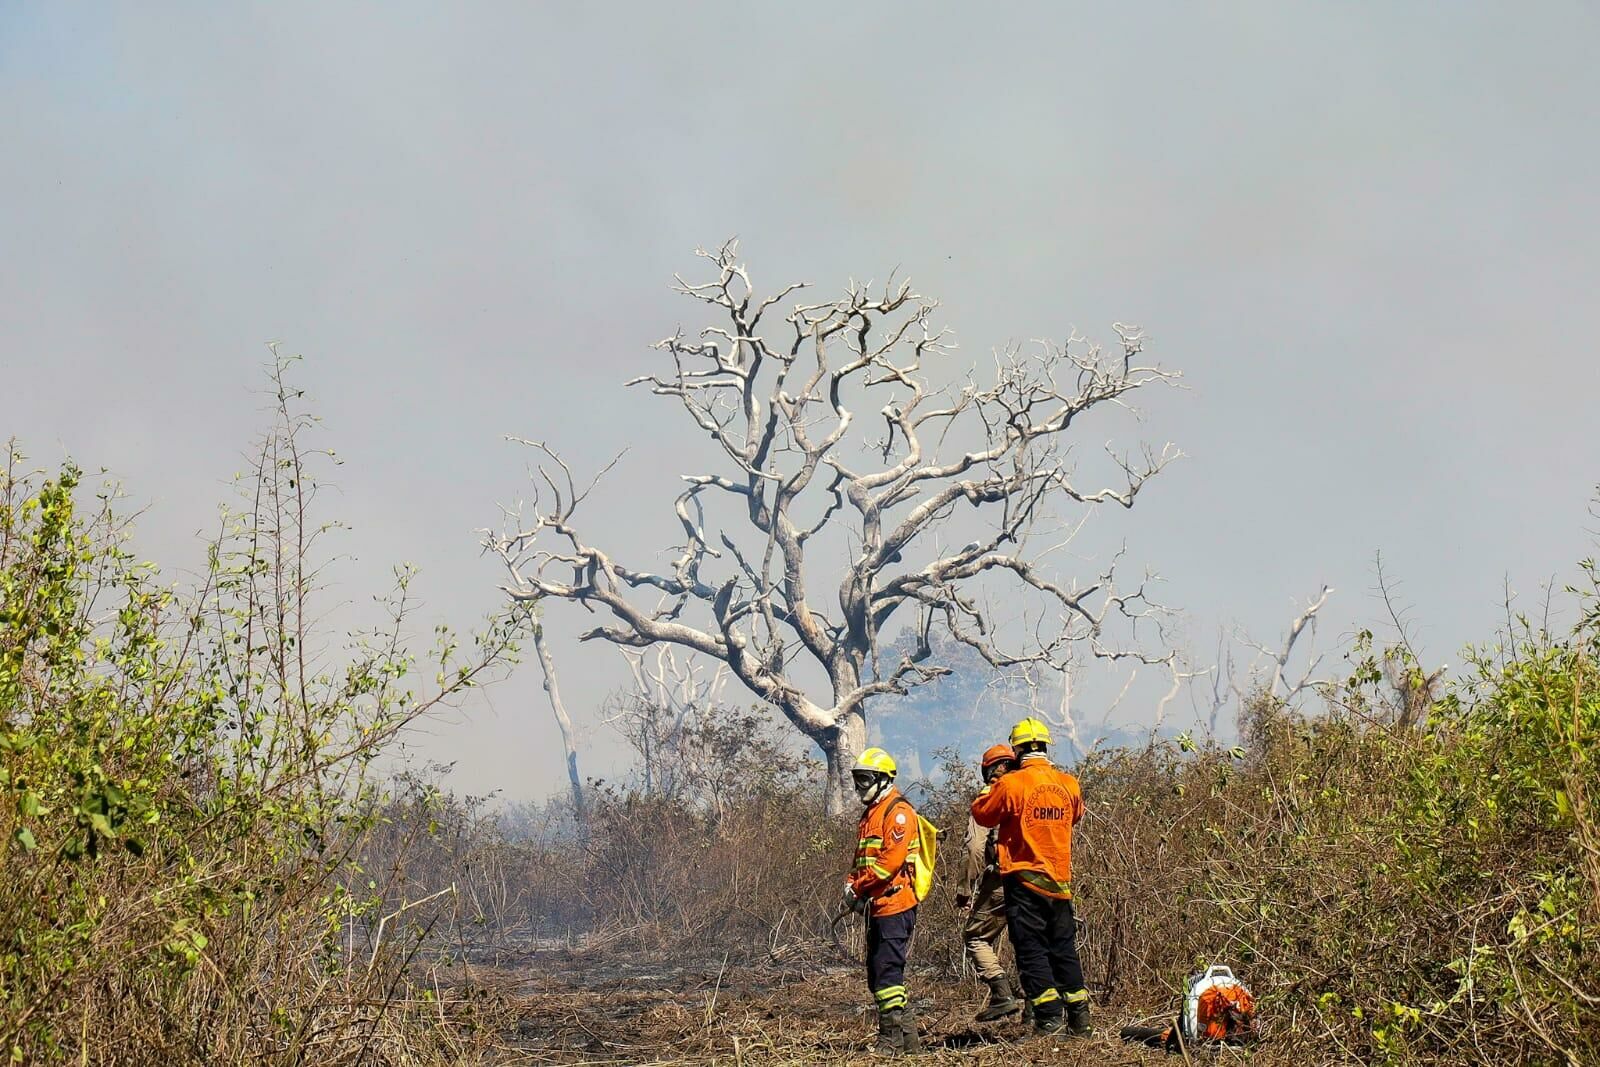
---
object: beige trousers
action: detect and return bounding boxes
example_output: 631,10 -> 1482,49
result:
962,870 -> 1009,980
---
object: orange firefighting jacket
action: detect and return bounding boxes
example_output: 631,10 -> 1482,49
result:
848,787 -> 919,917
969,754 -> 1084,899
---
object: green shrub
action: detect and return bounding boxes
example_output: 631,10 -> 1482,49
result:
0,364 -> 518,1064
1072,623 -> 1599,1065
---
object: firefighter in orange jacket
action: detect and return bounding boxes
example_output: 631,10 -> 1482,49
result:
842,747 -> 922,1056
970,718 -> 1091,1037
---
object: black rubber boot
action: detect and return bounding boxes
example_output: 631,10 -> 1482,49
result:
875,1007 -> 906,1055
1033,1003 -> 1066,1035
901,1005 -> 922,1054
975,974 -> 1025,1022
1064,993 -> 1093,1037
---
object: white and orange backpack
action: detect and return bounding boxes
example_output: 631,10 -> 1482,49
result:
1182,964 -> 1257,1044
1119,964 -> 1258,1052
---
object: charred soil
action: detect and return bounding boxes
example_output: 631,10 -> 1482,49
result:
465,949 -> 1277,1066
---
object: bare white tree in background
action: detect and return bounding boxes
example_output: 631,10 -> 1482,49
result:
1195,585 -> 1337,737
1260,584 -> 1335,701
611,646 -> 729,801
486,243 -> 1181,813
528,615 -> 585,821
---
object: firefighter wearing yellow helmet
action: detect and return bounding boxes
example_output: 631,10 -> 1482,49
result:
971,718 -> 1092,1036
1009,716 -> 1053,747
842,747 -> 925,1055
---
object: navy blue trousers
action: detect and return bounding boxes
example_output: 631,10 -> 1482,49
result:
865,906 -> 917,1011
1003,877 -> 1084,1015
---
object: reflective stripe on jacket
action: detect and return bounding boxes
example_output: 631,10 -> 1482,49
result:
969,754 -> 1083,899
848,787 -> 919,917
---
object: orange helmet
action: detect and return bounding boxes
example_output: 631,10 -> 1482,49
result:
980,743 -> 1017,774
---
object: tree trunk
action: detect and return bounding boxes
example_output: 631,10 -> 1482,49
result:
822,708 -> 868,817
532,623 -> 585,823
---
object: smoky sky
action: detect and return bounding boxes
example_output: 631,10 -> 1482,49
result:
4,3 -> 1598,799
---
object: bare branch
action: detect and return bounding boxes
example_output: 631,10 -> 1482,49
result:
1268,584 -> 1334,698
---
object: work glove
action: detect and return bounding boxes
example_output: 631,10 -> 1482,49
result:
954,892 -> 971,912
841,884 -> 866,914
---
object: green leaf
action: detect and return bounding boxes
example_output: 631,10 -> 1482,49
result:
12,828 -> 36,852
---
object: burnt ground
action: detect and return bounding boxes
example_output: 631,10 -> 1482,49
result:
445,947 -> 1276,1065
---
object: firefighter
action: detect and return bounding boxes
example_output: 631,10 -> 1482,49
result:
842,747 -> 922,1055
956,744 -> 1027,1022
970,718 -> 1091,1037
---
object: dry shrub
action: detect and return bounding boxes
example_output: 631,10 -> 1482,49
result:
577,706 -> 852,955
503,739 -> 996,975
357,705 -> 856,965
0,369 -> 519,1065
360,770 -> 587,957
1075,634 -> 1599,1065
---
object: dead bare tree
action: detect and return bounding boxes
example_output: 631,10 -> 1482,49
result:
1211,585 -> 1336,731
529,615 -> 584,821
485,243 -> 1180,813
608,646 -> 730,802
1268,584 -> 1334,700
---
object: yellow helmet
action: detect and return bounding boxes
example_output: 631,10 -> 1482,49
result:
1009,717 -> 1053,748
852,747 -> 898,777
